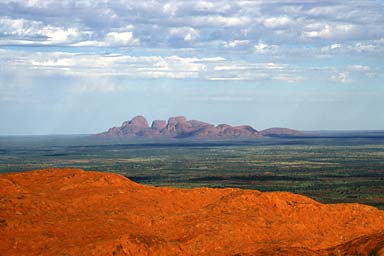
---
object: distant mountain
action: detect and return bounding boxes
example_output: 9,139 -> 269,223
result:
259,127 -> 303,137
97,115 -> 302,138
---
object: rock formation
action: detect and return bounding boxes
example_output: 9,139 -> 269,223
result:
1,168 -> 383,255
260,127 -> 303,136
97,115 -> 302,138
151,120 -> 167,130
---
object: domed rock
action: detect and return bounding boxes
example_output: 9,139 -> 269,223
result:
216,124 -> 232,132
151,120 -> 167,130
129,115 -> 149,128
167,116 -> 187,126
119,116 -> 149,136
161,116 -> 187,135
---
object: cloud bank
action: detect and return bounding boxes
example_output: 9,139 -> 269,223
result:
0,0 -> 383,82
0,0 -> 383,133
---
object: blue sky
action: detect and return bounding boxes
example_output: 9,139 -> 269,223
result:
0,0 -> 383,135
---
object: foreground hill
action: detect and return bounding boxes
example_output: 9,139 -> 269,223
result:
1,168 -> 383,255
97,115 -> 302,138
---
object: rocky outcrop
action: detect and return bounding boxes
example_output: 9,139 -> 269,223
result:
260,127 -> 303,136
98,115 -> 301,138
1,168 -> 383,255
120,115 -> 149,135
151,120 -> 167,130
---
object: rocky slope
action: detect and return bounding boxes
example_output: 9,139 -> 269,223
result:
1,168 -> 383,255
97,115 -> 302,138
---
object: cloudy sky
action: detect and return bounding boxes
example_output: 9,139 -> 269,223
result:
0,0 -> 383,134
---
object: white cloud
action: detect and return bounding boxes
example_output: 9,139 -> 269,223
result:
209,61 -> 298,81
23,0 -> 52,8
307,6 -> 342,16
70,29 -> 139,47
169,27 -> 199,41
190,15 -> 251,27
1,49 -> 310,83
0,18 -> 35,36
263,16 -> 292,28
317,40 -> 384,56
348,65 -> 370,71
214,63 -> 286,71
0,0 -> 383,87
0,17 -> 86,45
105,31 -> 139,46
1,0 -> 383,54
0,17 -> 139,47
195,1 -> 231,12
303,24 -> 354,39
332,72 -> 350,83
43,27 -> 82,44
70,40 -> 106,47
31,57 -> 76,67
224,40 -> 250,48
3,51 -> 211,79
254,41 -> 278,54
330,43 -> 341,50
163,2 -> 180,16
195,1 -> 215,11
321,43 -> 342,52
273,74 -> 304,83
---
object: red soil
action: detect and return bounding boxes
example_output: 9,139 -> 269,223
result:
0,168 -> 383,255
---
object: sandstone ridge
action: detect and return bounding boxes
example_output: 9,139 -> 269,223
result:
98,115 -> 302,138
1,168 -> 383,255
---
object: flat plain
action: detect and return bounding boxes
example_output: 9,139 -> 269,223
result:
1,131 -> 383,209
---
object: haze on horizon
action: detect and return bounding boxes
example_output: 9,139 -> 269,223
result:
0,0 -> 383,135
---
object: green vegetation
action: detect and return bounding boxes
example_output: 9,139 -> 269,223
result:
0,134 -> 383,209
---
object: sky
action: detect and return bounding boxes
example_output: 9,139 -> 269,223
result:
0,0 -> 383,135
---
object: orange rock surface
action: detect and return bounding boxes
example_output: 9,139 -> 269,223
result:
0,168 -> 383,255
